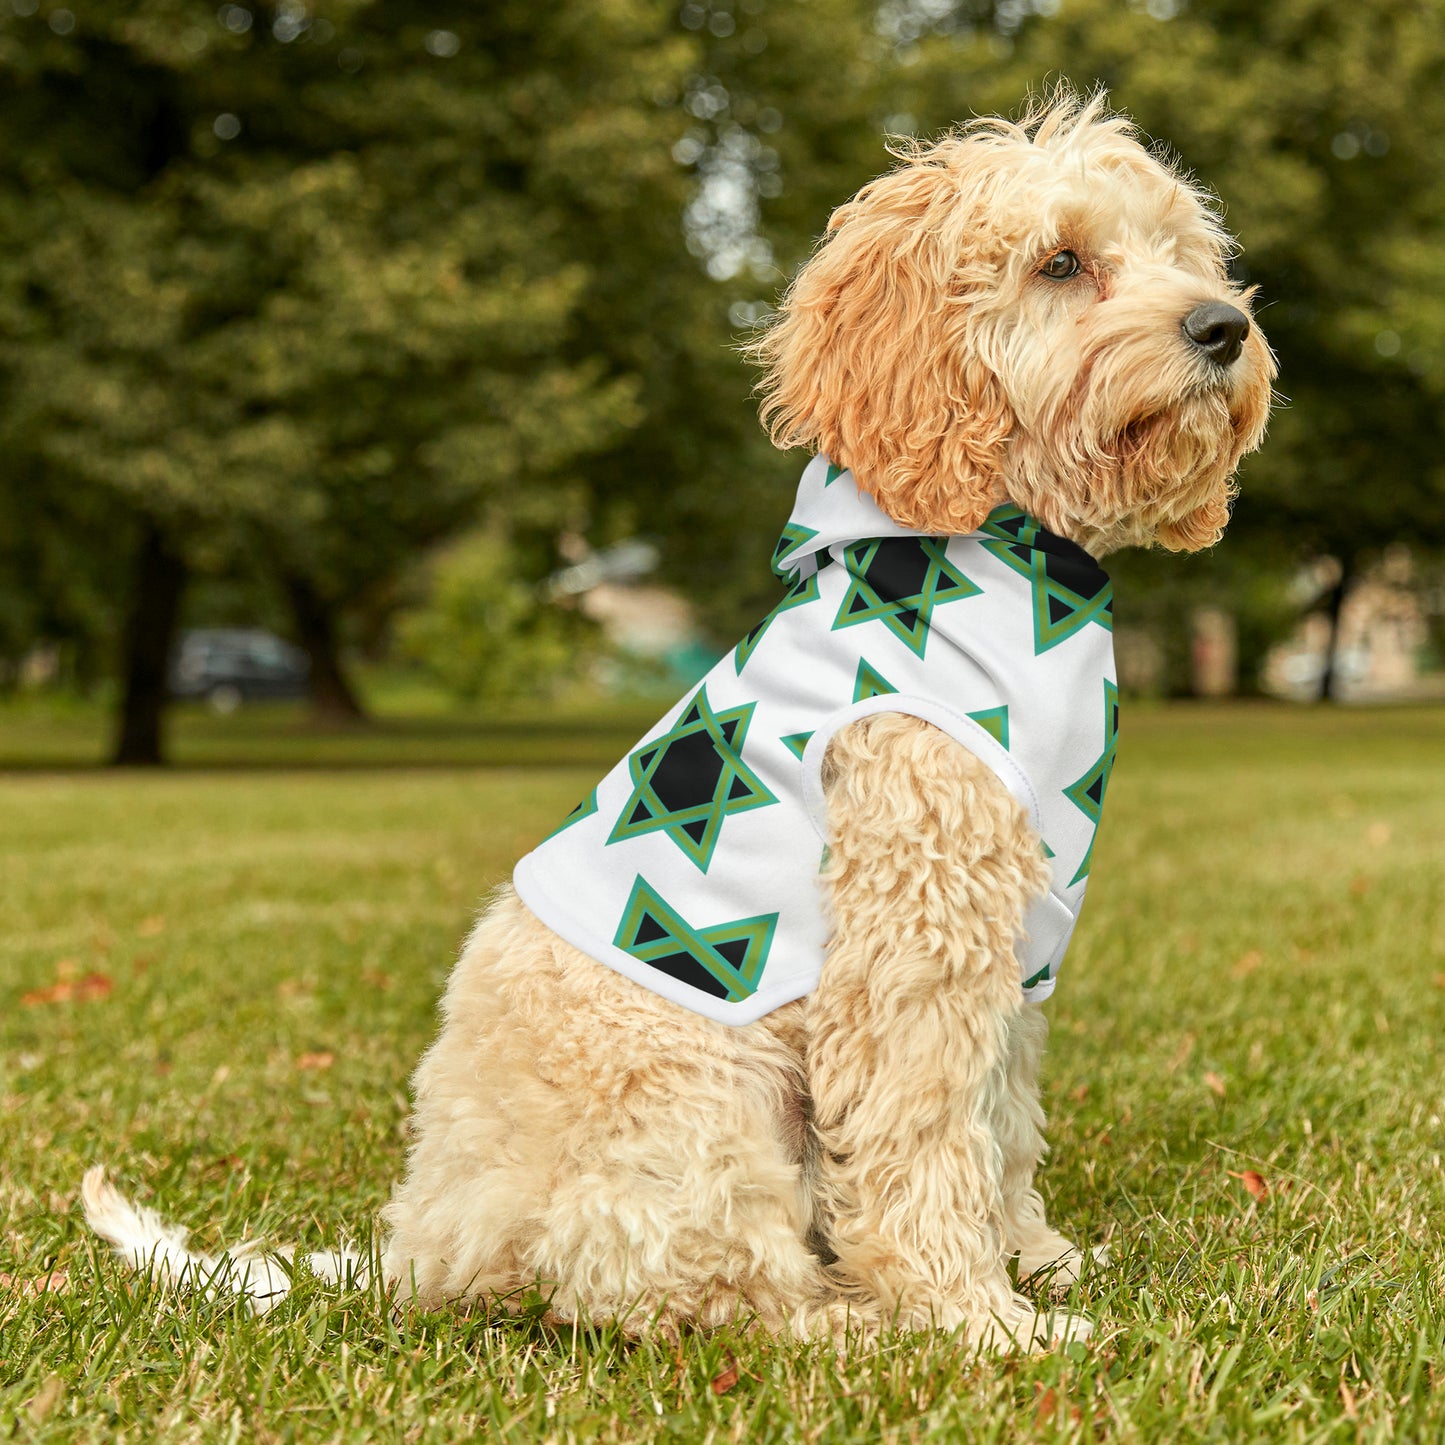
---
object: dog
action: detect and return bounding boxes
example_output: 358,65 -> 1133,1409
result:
85,90 -> 1274,1351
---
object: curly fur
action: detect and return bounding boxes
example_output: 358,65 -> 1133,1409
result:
85,88 -> 1272,1354
749,91 -> 1273,552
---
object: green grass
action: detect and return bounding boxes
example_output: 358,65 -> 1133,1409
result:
2,701 -> 1443,1442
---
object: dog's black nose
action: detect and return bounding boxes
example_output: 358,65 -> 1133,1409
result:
1182,302 -> 1250,366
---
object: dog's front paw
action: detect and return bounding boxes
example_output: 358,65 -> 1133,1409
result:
1017,1239 -> 1110,1294
970,1296 -> 1093,1354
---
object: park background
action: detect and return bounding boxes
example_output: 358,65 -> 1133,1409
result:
2,2 -> 1444,1442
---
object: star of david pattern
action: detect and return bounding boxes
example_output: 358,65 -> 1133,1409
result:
542,785 -> 598,843
771,522 -> 818,581
1062,679 -> 1119,885
614,875 -> 778,1002
853,656 -> 897,702
832,537 -> 981,658
780,731 -> 813,759
607,685 -> 777,872
967,705 -> 1010,749
734,568 -> 823,674
979,506 -> 1112,654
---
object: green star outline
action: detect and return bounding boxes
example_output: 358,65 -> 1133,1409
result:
832,537 -> 982,658
607,685 -> 778,873
541,785 -> 599,843
853,657 -> 897,702
771,522 -> 819,581
1062,679 -> 1119,885
734,569 -> 823,674
613,875 -> 778,1003
979,505 -> 1113,655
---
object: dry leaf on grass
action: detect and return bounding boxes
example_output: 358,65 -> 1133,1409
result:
295,1051 -> 335,1071
1203,1071 -> 1227,1098
1034,1386 -> 1058,1425
710,1356 -> 740,1395
0,1268 -> 70,1298
1433,973 -> 1445,990
361,969 -> 394,991
1167,1034 -> 1196,1073
138,915 -> 166,937
1231,950 -> 1263,978
1228,1169 -> 1269,1200
21,973 -> 113,1007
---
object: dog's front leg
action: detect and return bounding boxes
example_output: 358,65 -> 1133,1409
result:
807,712 -> 1088,1350
994,1003 -> 1093,1290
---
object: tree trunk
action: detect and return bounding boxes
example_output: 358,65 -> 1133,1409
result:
111,523 -> 187,766
284,572 -> 367,724
1317,553 -> 1355,703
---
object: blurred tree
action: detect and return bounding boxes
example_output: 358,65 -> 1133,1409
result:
395,529 -> 595,706
0,0 -> 688,758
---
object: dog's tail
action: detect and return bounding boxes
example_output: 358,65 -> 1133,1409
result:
81,1166 -> 368,1315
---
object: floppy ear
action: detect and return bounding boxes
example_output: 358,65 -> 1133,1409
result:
749,146 -> 1013,533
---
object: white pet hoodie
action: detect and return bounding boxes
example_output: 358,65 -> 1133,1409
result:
513,456 -> 1118,1026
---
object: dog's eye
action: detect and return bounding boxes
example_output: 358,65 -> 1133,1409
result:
1041,250 -> 1082,280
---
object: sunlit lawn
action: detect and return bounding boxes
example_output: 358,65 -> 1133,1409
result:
2,699 -> 1443,1442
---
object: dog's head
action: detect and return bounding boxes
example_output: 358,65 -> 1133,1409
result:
751,90 -> 1275,554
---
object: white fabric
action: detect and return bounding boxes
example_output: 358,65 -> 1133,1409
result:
514,456 -> 1117,1026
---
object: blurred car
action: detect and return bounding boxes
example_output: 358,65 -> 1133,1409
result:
169,629 -> 310,712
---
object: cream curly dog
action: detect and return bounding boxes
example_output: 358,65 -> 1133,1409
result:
85,92 -> 1273,1350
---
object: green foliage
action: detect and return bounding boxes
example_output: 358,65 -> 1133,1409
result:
396,532 -> 596,705
6,0 -> 1445,706
0,1 -> 684,619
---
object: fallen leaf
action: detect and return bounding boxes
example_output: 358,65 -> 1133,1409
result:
1349,875 -> 1372,898
1231,950 -> 1263,978
21,973 -> 112,1007
1204,1071 -> 1227,1098
295,1051 -> 334,1072
710,1356 -> 739,1395
138,915 -> 166,937
361,969 -> 394,992
0,1268 -> 69,1299
1364,822 -> 1391,849
21,982 -> 70,1007
1228,1169 -> 1268,1200
1433,973 -> 1445,990
1034,1386 -> 1058,1425
1069,1083 -> 1089,1103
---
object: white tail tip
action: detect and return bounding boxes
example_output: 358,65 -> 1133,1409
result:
81,1166 -> 368,1314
